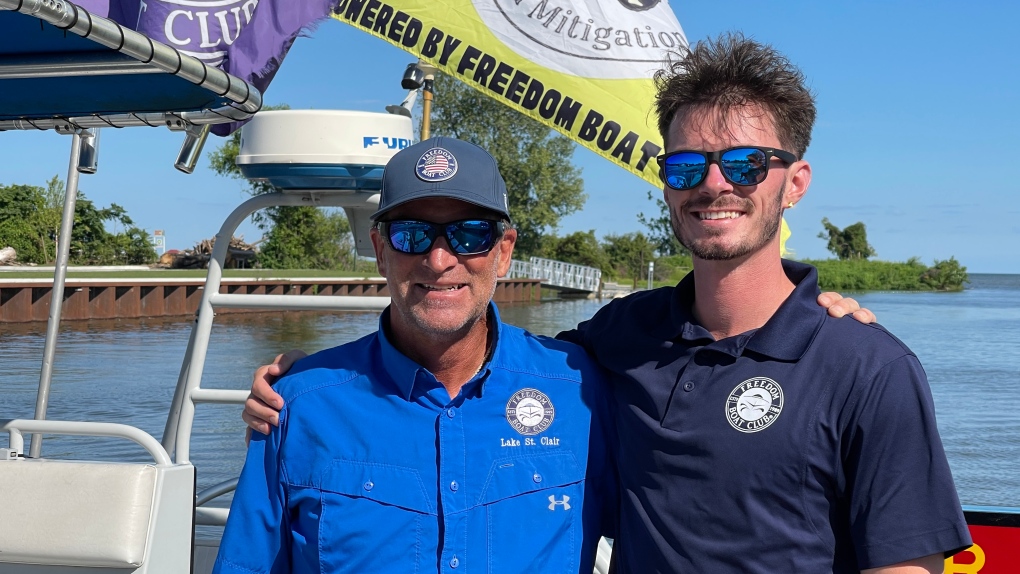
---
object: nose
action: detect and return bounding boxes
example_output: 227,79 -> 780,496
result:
423,234 -> 459,272
699,162 -> 734,196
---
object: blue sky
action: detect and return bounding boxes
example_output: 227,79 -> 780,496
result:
2,1 -> 1018,273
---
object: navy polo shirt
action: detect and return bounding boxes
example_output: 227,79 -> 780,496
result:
562,260 -> 970,573
214,303 -> 616,574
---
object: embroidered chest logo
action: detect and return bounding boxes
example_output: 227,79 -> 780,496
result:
506,388 -> 555,435
725,377 -> 785,433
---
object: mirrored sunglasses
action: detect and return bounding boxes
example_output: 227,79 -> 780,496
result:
656,147 -> 798,191
379,219 -> 507,255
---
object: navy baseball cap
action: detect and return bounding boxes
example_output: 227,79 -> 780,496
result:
371,137 -> 511,221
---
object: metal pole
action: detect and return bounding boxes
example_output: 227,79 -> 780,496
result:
647,261 -> 654,290
420,77 -> 434,140
163,191 -> 381,460
30,132 -> 86,458
417,60 -> 438,140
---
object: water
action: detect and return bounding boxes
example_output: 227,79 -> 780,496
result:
852,274 -> 1020,506
1,276 -> 1018,514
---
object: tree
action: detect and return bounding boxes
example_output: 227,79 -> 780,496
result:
258,208 -> 354,270
0,179 -> 156,265
539,230 -> 611,276
818,218 -> 876,260
637,191 -> 688,257
603,232 -> 657,288
429,73 -> 586,256
207,104 -> 357,270
919,256 -> 969,291
0,183 -> 47,262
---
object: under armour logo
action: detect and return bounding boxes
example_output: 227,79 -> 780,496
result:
548,495 -> 571,510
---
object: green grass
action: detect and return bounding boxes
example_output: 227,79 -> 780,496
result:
802,258 -> 968,292
612,258 -> 968,292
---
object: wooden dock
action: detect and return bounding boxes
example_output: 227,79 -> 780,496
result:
0,277 -> 541,323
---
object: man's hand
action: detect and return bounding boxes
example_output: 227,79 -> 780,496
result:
818,292 -> 876,323
242,350 -> 307,439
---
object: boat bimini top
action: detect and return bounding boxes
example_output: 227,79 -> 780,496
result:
0,0 -> 261,136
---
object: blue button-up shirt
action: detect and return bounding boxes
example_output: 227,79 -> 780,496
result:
215,304 -> 615,574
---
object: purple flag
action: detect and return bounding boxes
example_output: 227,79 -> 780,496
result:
105,0 -> 335,134
74,0 -> 110,16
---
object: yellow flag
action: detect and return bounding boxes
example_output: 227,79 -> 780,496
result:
780,216 -> 792,257
331,0 -> 686,186
331,0 -> 792,254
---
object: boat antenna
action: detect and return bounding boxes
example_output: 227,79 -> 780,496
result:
394,61 -> 439,140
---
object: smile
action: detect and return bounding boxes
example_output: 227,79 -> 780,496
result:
420,283 -> 466,291
696,211 -> 743,220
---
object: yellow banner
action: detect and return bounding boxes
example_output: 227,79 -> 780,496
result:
331,0 -> 687,187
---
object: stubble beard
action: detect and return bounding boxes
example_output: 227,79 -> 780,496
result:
404,296 -> 487,338
671,182 -> 786,261
396,258 -> 500,339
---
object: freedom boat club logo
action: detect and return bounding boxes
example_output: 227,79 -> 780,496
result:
506,388 -> 555,435
416,147 -> 459,182
725,377 -> 784,433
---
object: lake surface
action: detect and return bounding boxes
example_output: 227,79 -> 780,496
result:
2,273 -> 1018,516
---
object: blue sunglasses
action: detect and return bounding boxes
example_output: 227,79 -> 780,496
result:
378,219 -> 507,255
656,147 -> 798,190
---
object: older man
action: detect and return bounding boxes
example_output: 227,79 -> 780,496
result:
214,137 -> 616,574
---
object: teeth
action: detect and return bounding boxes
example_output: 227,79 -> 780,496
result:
698,211 -> 742,220
423,284 -> 461,291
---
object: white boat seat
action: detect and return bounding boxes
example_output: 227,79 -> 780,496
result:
0,459 -> 195,573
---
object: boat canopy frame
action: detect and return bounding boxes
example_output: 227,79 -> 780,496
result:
0,0 -> 262,132
0,0 -> 264,458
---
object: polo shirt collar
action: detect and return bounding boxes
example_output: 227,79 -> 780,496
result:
668,259 -> 825,361
743,260 -> 825,360
377,303 -> 503,401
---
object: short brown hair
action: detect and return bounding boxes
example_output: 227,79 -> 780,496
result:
654,33 -> 816,158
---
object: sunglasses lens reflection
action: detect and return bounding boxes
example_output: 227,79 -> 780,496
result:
388,221 -> 435,254
448,221 -> 496,254
721,148 -> 769,185
663,152 -> 707,190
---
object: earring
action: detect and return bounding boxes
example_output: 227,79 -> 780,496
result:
787,202 -> 795,209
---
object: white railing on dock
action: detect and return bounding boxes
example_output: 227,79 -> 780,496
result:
509,257 -> 602,293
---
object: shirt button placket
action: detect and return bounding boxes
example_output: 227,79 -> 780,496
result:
439,406 -> 467,573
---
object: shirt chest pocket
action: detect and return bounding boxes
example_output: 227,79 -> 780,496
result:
477,453 -> 585,574
315,460 -> 434,574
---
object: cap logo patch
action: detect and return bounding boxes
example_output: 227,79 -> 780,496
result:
416,147 -> 458,182
506,388 -> 555,435
725,377 -> 784,433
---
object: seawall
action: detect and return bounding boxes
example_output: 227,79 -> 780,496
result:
0,277 -> 541,323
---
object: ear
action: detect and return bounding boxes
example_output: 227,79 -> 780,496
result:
784,159 -> 811,207
495,227 -> 518,278
370,227 -> 388,277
